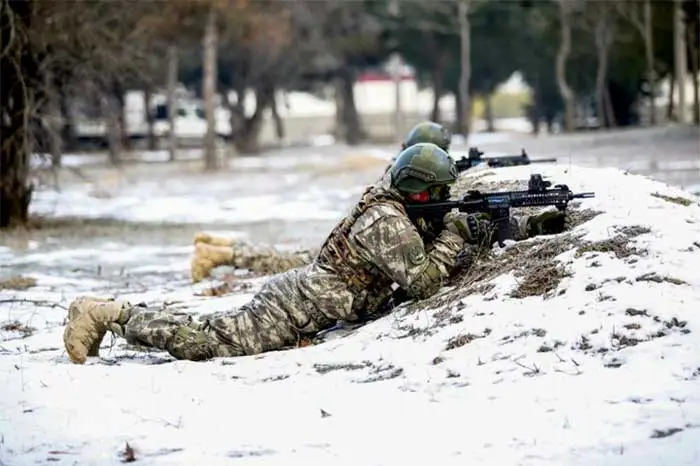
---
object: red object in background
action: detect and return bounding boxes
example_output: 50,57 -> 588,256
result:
357,71 -> 413,83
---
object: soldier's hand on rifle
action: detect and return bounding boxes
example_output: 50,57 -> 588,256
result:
526,210 -> 567,237
443,211 -> 491,244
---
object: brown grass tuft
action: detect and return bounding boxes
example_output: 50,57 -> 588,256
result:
575,225 -> 651,259
0,276 -> 37,291
651,192 -> 694,207
510,262 -> 573,299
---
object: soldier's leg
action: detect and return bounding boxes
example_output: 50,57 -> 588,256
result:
193,232 -> 235,247
63,296 -> 244,363
191,240 -> 315,283
230,242 -> 315,276
65,278 -> 327,363
191,242 -> 234,283
123,307 -> 244,361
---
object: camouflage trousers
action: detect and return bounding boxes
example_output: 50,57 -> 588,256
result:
123,268 -> 334,361
230,241 -> 315,275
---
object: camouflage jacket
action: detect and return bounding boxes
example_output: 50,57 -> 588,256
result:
308,176 -> 465,321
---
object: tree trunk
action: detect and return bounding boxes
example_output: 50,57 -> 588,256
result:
484,93 -> 495,132
667,71 -> 676,121
0,0 -> 35,228
144,86 -> 156,151
44,70 -> 63,167
203,5 -> 219,170
688,15 -> 700,125
333,77 -> 346,140
431,51 -> 446,123
338,68 -> 364,145
271,92 -> 285,143
390,53 -> 403,141
454,90 -> 464,133
595,45 -> 609,127
604,84 -> 617,128
113,84 -> 130,150
644,0 -> 657,125
233,85 -> 274,154
59,88 -> 76,152
674,0 -> 688,123
593,6 -> 616,129
100,92 -> 123,166
457,0 -> 472,137
166,44 -> 178,161
556,0 -> 576,132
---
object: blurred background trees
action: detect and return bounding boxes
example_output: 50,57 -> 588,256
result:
2,0 -> 699,227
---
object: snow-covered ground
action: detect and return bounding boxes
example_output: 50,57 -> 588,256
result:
2,136 -> 700,464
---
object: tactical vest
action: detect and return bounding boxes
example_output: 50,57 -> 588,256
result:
315,186 -> 405,294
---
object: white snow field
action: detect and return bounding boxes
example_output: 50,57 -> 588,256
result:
2,162 -> 700,465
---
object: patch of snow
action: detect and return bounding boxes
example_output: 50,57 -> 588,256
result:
310,134 -> 337,147
31,149 -> 205,169
2,165 -> 700,464
29,185 -> 351,225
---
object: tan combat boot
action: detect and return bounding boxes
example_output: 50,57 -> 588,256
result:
63,297 -> 133,364
193,232 -> 235,247
191,242 -> 235,283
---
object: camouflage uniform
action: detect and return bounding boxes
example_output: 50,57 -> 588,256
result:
63,142 -> 563,364
120,175 -> 465,360
228,242 -> 314,275
191,122 -> 453,282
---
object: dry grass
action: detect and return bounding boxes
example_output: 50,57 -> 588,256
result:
566,209 -> 604,229
1,320 -> 36,338
651,192 -> 694,207
445,332 -> 484,351
635,273 -> 688,286
575,225 -> 651,259
510,262 -> 573,299
0,276 -> 37,291
459,233 -> 577,291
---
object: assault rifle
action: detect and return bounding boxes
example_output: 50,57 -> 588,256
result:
406,173 -> 595,246
454,147 -> 557,172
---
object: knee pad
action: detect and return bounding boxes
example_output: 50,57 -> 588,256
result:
167,327 -> 218,361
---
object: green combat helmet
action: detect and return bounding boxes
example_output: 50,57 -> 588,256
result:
390,143 -> 458,195
402,121 -> 452,152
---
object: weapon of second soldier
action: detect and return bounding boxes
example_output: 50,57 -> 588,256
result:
454,147 -> 557,172
406,173 -> 595,246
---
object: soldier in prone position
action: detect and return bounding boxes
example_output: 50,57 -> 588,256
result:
63,143 -> 564,363
190,121 -> 457,283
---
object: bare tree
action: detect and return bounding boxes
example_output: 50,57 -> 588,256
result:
675,0 -> 688,122
554,0 -> 577,132
1,0 -> 35,228
143,86 -> 156,151
457,0 -> 472,137
583,1 -> 618,128
616,0 -> 657,125
100,89 -> 124,165
42,69 -> 63,167
166,45 -> 179,161
686,0 -> 700,125
203,4 -> 219,170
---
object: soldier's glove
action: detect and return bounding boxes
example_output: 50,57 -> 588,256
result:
526,210 -> 567,237
443,211 -> 491,244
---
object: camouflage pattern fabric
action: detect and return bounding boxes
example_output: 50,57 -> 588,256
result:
229,242 -> 315,275
191,237 -> 315,282
119,176 -> 465,361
